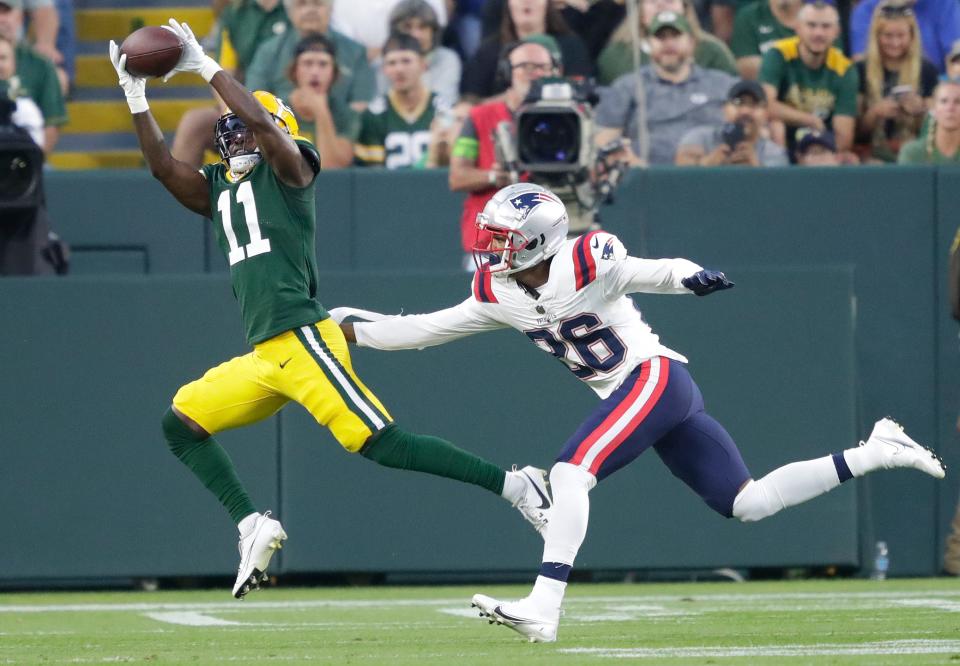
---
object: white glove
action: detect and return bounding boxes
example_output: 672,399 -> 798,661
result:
108,40 -> 148,114
161,18 -> 222,83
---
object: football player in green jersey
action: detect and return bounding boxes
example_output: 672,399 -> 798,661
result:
108,19 -> 552,599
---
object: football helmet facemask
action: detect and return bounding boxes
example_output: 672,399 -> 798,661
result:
473,183 -> 569,277
214,91 -> 300,176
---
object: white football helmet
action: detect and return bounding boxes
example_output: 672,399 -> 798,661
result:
474,183 -> 569,277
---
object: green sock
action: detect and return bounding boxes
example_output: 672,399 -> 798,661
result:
162,407 -> 257,525
361,424 -> 506,495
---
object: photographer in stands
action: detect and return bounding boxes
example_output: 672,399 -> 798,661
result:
676,79 -> 787,165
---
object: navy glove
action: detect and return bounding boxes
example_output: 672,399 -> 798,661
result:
681,269 -> 734,296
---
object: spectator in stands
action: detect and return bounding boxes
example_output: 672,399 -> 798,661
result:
331,0 -> 446,61
851,0 -> 960,75
419,100 -> 467,167
0,0 -> 65,153
946,40 -> 960,79
794,127 -> 839,164
287,33 -> 358,167
594,11 -> 736,165
676,78 -> 788,165
856,2 -> 937,162
373,0 -> 461,106
460,0 -> 592,103
444,0 -> 485,61
898,78 -> 960,162
0,36 -> 43,146
246,0 -> 374,111
702,0 -> 737,45
356,33 -> 446,167
597,0 -> 736,85
759,0 -> 857,159
479,0 -> 625,62
172,0 -> 290,167
19,0 -> 67,95
731,0 -> 803,80
449,39 -> 558,266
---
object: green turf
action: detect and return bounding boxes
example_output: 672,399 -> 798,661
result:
2,579 -> 960,665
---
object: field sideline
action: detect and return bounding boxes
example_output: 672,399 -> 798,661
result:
2,578 -> 960,665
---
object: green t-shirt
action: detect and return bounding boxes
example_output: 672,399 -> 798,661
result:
14,42 -> 66,126
597,35 -> 737,85
245,28 -> 375,109
219,0 -> 290,75
730,1 -> 795,59
760,37 -> 858,150
201,139 -> 327,345
354,90 -> 441,168
898,138 -> 960,164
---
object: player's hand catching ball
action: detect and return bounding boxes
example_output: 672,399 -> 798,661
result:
160,19 -> 222,83
682,270 -> 734,296
108,40 -> 147,113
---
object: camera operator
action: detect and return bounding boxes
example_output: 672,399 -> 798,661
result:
675,79 -> 788,166
449,35 -> 560,269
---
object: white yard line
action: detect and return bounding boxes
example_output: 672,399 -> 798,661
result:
4,589 -> 960,614
561,639 -> 960,658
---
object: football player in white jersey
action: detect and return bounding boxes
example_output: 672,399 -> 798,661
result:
333,182 -> 946,644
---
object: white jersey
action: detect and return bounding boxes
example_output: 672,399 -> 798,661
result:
353,232 -> 702,399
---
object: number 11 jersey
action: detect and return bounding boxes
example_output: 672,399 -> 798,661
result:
201,139 -> 327,346
353,232 -> 703,399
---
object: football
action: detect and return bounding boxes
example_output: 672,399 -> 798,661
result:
119,26 -> 183,78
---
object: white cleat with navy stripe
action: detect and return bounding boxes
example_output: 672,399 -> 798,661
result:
861,417 -> 946,479
510,465 -> 552,535
472,593 -> 559,643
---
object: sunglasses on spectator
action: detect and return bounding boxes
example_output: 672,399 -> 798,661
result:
879,3 -> 914,17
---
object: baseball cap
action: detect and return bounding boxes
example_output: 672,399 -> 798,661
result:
727,80 -> 766,104
649,11 -> 692,36
797,129 -> 836,154
0,0 -> 22,10
520,33 -> 563,68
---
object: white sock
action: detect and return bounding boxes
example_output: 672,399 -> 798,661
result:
529,575 -> 566,614
843,444 -> 877,477
237,512 -> 260,535
501,469 -> 524,503
542,462 -> 596,565
732,456 -> 841,522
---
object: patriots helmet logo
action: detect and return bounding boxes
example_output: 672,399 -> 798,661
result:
510,191 -> 561,217
601,238 -> 616,260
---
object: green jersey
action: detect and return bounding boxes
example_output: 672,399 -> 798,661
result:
201,139 -> 326,345
354,90 -> 442,168
898,138 -> 960,164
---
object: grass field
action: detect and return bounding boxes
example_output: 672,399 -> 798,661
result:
3,578 -> 960,665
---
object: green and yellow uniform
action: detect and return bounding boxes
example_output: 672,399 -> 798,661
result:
217,0 -> 290,75
898,138 -> 960,164
760,36 -> 858,154
354,90 -> 441,168
173,138 -> 392,451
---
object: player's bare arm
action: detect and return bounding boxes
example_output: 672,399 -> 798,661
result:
340,322 -> 356,343
161,19 -> 313,188
108,40 -> 210,217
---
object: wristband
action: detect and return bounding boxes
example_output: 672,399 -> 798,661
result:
199,57 -> 224,83
127,95 -> 149,114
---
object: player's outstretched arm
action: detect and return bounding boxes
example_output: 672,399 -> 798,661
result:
162,20 -> 314,188
108,40 -> 210,217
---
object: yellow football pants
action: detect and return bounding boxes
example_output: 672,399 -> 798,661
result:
172,318 -> 393,452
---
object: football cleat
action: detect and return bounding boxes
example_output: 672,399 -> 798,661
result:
860,417 -> 946,479
232,511 -> 287,599
510,465 -> 552,535
471,593 -> 559,643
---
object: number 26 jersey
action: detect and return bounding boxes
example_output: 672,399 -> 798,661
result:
354,232 -> 703,399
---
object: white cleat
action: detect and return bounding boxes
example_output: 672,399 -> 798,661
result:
472,593 -> 559,643
510,465 -> 552,536
862,417 -> 946,479
232,511 -> 287,599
